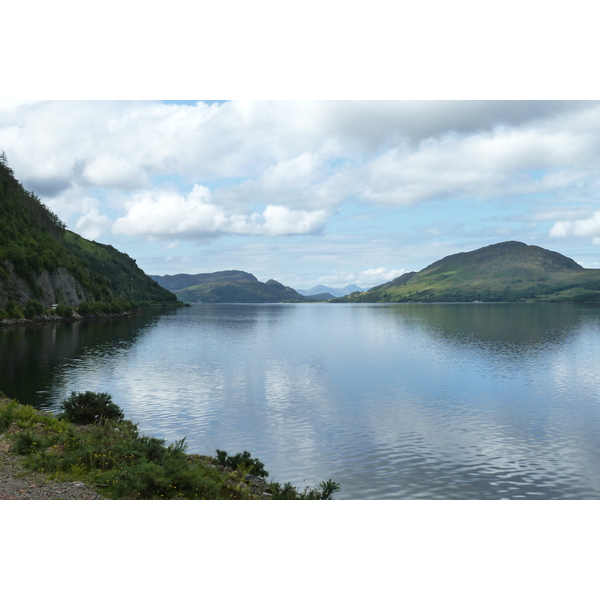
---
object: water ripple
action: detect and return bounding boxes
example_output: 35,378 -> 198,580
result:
3,304 -> 600,498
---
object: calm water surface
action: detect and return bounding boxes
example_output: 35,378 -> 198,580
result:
2,303 -> 600,499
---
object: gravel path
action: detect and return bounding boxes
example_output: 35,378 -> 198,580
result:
0,441 -> 107,500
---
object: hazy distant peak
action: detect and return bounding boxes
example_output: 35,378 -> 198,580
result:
298,284 -> 367,297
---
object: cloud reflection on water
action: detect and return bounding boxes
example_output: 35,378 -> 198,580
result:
3,303 -> 600,498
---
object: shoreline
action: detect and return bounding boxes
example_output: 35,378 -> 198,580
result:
0,306 -> 184,329
0,394 -> 339,500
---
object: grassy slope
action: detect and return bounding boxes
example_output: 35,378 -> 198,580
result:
63,231 -> 178,304
335,241 -> 600,303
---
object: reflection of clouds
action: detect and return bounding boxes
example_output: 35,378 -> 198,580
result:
21,303 -> 600,498
265,359 -> 329,410
549,326 -> 600,396
359,390 -> 596,499
263,359 -> 336,480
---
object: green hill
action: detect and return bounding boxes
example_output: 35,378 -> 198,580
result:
152,270 -> 307,303
333,241 -> 600,303
0,155 -> 177,312
151,270 -> 258,291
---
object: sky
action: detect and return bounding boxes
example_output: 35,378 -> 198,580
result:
2,100 -> 600,290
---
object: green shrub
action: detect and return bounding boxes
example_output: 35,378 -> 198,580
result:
0,308 -> 8,320
215,449 -> 269,478
2,393 -> 340,500
11,430 -> 47,455
55,303 -> 73,318
5,300 -> 24,319
0,399 -> 18,431
97,457 -> 223,500
58,390 -> 125,425
89,302 -> 103,315
267,478 -> 341,500
302,479 -> 341,500
269,481 -> 299,499
77,301 -> 90,316
24,299 -> 45,318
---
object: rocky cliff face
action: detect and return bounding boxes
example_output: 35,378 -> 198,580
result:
0,261 -> 88,308
1,156 -> 178,309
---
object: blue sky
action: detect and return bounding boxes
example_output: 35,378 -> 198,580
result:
2,100 -> 600,290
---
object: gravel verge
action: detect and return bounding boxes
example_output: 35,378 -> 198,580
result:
0,439 -> 107,500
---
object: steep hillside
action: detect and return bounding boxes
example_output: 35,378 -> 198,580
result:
0,156 -> 177,310
152,270 -> 307,303
333,241 -> 600,303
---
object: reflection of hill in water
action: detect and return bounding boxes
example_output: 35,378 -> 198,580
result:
0,305 -> 286,409
178,303 -> 287,331
0,308 -> 174,409
383,303 -> 588,357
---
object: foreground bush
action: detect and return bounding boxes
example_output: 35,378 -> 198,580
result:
58,390 -> 125,425
215,449 -> 269,478
0,394 -> 341,500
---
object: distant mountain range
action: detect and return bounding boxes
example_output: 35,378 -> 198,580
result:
150,270 -> 322,303
296,284 -> 367,297
332,241 -> 600,303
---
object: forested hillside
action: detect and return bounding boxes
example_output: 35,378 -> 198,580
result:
0,153 -> 177,315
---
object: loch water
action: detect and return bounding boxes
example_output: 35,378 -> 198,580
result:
2,302 -> 600,499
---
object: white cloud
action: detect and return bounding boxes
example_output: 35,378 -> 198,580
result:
2,101 -> 600,236
550,211 -> 600,239
112,184 -> 330,239
75,208 -> 112,240
355,120 -> 600,206
82,153 -> 149,189
44,190 -> 102,221
360,267 -> 407,284
258,205 -> 329,236
523,206 -> 596,222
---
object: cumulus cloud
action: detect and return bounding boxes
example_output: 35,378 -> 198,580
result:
550,211 -> 600,239
3,101 -> 600,210
44,189 -> 104,221
112,184 -> 330,239
75,208 -> 112,240
82,153 -> 149,189
355,121 -> 600,206
3,100 -> 600,246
